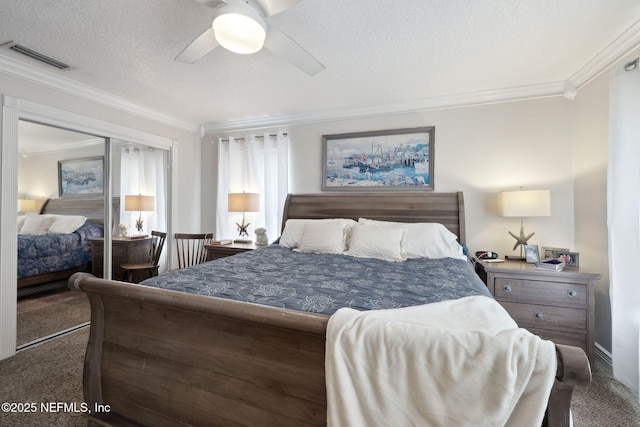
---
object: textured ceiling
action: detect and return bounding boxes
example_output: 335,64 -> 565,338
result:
1,0 -> 640,131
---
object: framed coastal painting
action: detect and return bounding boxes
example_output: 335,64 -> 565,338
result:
58,156 -> 104,197
322,127 -> 434,191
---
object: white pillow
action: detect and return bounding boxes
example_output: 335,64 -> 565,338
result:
347,223 -> 407,262
17,215 -> 27,233
48,215 -> 87,234
279,219 -> 309,248
358,218 -> 466,260
280,218 -> 356,249
20,214 -> 56,235
294,219 -> 355,254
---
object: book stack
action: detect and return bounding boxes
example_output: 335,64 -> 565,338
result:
209,239 -> 233,246
534,259 -> 566,271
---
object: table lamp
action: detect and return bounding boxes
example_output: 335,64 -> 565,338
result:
125,194 -> 155,235
228,192 -> 260,243
18,199 -> 36,213
498,189 -> 550,260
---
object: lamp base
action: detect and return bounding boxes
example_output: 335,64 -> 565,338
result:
505,255 -> 526,261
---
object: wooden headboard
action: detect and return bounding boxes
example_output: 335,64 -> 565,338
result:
41,197 -> 120,227
282,192 -> 466,243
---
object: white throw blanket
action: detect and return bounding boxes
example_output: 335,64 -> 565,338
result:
325,296 -> 556,427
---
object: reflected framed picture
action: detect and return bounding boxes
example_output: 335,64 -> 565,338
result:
58,156 -> 104,197
322,127 -> 434,191
524,245 -> 540,263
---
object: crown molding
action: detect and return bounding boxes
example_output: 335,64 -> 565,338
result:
200,20 -> 640,134
0,54 -> 199,133
567,19 -> 640,91
201,81 -> 565,134
19,138 -> 104,157
3,16 -> 637,138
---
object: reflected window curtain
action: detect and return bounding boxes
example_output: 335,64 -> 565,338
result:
216,132 -> 289,241
120,147 -> 168,271
608,54 -> 640,395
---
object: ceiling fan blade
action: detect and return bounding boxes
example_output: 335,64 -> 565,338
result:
175,28 -> 219,63
254,0 -> 301,17
264,27 -> 324,76
194,0 -> 227,9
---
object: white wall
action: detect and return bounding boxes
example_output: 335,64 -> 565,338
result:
203,96 -> 576,259
202,93 -> 614,353
573,71 -> 611,353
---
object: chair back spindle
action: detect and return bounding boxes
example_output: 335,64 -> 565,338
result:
175,233 -> 214,269
149,231 -> 167,266
120,230 -> 167,283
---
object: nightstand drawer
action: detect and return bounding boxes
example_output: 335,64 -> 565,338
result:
494,278 -> 587,307
499,301 -> 586,331
526,327 -> 587,351
205,242 -> 256,261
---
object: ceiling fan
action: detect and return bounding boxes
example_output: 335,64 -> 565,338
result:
175,0 -> 325,76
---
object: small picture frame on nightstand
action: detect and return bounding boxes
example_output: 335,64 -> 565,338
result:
542,246 -> 569,260
553,251 -> 580,267
524,245 -> 540,263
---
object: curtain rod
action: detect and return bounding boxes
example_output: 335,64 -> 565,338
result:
219,133 -> 287,143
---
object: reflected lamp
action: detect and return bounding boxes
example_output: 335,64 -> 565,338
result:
125,194 -> 155,235
228,192 -> 260,243
18,199 -> 36,213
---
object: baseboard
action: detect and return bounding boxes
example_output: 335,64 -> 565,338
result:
595,342 -> 612,371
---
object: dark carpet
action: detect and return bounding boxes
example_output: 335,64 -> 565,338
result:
17,291 -> 90,348
0,327 -> 89,427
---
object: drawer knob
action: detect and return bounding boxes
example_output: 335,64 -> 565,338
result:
535,311 -> 544,319
567,290 -> 577,298
503,284 -> 512,292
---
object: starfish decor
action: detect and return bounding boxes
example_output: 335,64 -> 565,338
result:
508,219 -> 534,258
236,217 -> 250,238
509,229 -> 534,252
135,216 -> 144,233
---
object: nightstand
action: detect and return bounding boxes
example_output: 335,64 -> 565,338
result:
90,237 -> 152,282
475,260 -> 600,364
205,242 -> 257,261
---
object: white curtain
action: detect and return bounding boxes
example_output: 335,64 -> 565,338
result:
216,132 -> 289,242
120,146 -> 168,270
608,53 -> 640,395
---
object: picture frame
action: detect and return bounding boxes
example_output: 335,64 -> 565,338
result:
322,127 -> 434,191
553,251 -> 580,267
524,245 -> 540,263
541,246 -> 569,260
58,156 -> 104,197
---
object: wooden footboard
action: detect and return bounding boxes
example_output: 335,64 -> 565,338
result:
70,273 -> 591,427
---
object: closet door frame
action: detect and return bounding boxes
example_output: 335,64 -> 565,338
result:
0,95 -> 177,360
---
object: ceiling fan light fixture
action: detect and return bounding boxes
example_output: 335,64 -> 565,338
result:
212,4 -> 267,55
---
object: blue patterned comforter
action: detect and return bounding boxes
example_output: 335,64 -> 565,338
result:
141,244 -> 491,315
18,222 -> 104,279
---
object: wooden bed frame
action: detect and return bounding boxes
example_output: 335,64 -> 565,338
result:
70,192 -> 591,426
18,197 -> 119,289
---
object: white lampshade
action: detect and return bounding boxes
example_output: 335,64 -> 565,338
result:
228,192 -> 260,213
498,190 -> 551,217
212,3 -> 267,54
124,195 -> 155,212
18,199 -> 36,212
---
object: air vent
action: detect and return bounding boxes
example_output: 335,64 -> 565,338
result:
7,42 -> 70,70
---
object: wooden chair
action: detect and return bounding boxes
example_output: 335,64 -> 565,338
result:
121,231 -> 167,283
175,233 -> 214,269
